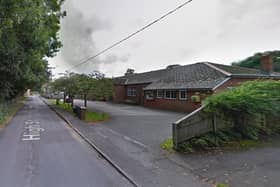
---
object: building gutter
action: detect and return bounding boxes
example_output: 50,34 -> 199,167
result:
231,74 -> 280,79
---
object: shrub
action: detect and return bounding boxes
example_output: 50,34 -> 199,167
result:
204,80 -> 280,140
178,80 -> 280,152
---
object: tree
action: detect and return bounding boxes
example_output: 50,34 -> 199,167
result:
0,0 -> 65,100
75,74 -> 94,107
232,50 -> 280,72
125,68 -> 135,76
51,73 -> 114,106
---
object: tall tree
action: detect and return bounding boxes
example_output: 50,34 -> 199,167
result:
0,0 -> 65,100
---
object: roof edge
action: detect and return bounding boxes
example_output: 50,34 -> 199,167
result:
203,62 -> 232,76
231,74 -> 280,78
212,77 -> 231,91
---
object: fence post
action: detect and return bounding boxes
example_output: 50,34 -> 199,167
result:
172,123 -> 178,150
212,113 -> 217,146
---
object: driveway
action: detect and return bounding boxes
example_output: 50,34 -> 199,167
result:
74,100 -> 185,148
73,100 -> 280,187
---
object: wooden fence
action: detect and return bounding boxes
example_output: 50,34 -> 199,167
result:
172,106 -> 233,150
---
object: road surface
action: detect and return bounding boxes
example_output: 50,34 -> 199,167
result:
0,96 -> 131,187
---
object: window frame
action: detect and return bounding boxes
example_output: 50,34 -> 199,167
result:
127,87 -> 136,97
179,90 -> 187,100
164,90 -> 177,100
156,90 -> 164,98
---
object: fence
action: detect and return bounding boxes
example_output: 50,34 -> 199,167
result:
172,106 -> 233,150
0,99 -> 18,122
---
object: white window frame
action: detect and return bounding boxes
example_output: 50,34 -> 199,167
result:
157,90 -> 164,98
164,90 -> 177,100
127,87 -> 136,97
179,90 -> 187,100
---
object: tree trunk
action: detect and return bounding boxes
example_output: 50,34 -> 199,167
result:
84,94 -> 87,107
63,92 -> 66,103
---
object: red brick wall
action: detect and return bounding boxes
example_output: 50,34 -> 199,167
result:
113,84 -> 149,104
114,77 -> 275,112
113,85 -> 126,103
143,90 -> 210,113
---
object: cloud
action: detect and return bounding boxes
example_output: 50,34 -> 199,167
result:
98,54 -> 130,64
217,0 -> 280,38
59,1 -> 113,73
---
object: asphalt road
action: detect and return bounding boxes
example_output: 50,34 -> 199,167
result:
0,96 -> 132,187
74,100 -> 184,149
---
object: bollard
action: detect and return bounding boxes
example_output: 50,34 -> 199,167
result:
79,106 -> 87,120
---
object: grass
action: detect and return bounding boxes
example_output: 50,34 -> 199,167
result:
0,97 -> 26,127
160,138 -> 174,153
85,111 -> 109,122
49,99 -> 109,123
216,183 -> 229,187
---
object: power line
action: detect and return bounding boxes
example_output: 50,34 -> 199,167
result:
68,0 -> 194,71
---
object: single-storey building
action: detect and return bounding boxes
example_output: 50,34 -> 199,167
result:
113,54 -> 280,113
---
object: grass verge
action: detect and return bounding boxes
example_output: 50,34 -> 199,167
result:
0,97 -> 26,127
49,99 -> 109,123
216,183 -> 229,187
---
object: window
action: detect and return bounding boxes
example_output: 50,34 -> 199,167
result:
165,90 -> 176,99
127,88 -> 136,97
157,90 -> 164,98
145,91 -> 154,100
179,90 -> 187,100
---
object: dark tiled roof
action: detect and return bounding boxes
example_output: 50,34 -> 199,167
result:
114,62 -> 280,90
114,68 -> 170,85
144,63 -> 226,90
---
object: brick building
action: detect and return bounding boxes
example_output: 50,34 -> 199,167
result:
113,55 -> 280,113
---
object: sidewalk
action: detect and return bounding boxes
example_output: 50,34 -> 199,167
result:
42,98 -> 208,187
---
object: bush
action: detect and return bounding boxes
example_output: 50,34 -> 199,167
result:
204,80 -> 280,140
178,80 -> 280,152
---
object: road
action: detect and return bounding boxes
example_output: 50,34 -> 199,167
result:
74,100 -> 184,149
0,96 -> 132,187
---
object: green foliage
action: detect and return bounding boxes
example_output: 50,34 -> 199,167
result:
49,99 -> 109,122
0,0 -> 65,100
216,183 -> 229,187
178,129 -> 263,152
160,138 -> 174,153
0,97 -> 26,125
85,111 -> 109,123
204,80 -> 280,140
178,80 -> 280,152
51,73 -> 113,101
232,50 -> 280,72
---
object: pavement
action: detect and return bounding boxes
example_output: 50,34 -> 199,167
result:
69,99 -> 280,187
0,96 -> 132,187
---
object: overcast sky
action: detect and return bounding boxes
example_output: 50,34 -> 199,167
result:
49,0 -> 280,77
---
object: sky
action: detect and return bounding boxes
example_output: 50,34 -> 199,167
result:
49,0 -> 280,78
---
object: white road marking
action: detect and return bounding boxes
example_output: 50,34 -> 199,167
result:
106,128 -> 148,149
22,120 -> 44,141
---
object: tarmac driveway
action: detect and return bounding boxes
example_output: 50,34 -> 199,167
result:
74,100 -> 185,148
